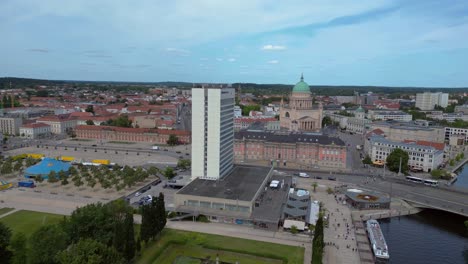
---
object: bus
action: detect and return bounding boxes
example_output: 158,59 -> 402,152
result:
406,176 -> 423,183
423,179 -> 439,187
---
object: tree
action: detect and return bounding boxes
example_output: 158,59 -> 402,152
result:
386,149 -> 409,174
85,120 -> 95,125
312,215 -> 324,264
449,160 -> 455,166
321,116 -> 332,127
241,104 -> 261,116
56,239 -> 124,264
85,105 -> 94,114
59,170 -> 68,185
156,192 -> 167,237
29,225 -> 68,264
140,204 -> 151,244
163,167 -> 176,179
10,232 -> 27,264
312,182 -> 318,192
123,211 -> 135,261
1,161 -> 13,174
13,161 -> 22,172
290,225 -> 298,234
147,166 -> 159,176
48,170 -> 58,183
0,222 -> 12,263
167,134 -> 179,146
135,237 -> 141,255
177,159 -> 191,169
464,220 -> 468,231
362,155 -> 372,165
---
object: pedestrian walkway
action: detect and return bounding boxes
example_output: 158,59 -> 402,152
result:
0,208 -> 19,219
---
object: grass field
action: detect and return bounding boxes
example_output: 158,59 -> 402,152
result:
0,210 -> 64,237
0,207 -> 14,216
138,229 -> 304,264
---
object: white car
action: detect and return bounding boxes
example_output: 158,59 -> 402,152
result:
298,173 -> 310,178
135,192 -> 141,197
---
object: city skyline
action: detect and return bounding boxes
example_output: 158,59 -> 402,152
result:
1,0 -> 468,87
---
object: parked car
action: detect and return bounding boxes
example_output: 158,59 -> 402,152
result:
135,192 -> 141,197
163,148 -> 168,151
298,172 -> 310,178
152,179 -> 162,186
315,176 -> 323,179
176,151 -> 181,154
328,176 -> 336,181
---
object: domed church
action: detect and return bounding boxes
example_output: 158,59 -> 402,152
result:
279,74 -> 323,131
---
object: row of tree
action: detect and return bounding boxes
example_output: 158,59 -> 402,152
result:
311,215 -> 324,264
0,95 -> 21,108
0,197 -> 167,264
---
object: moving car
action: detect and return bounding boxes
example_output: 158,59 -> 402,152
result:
298,172 -> 310,178
328,176 -> 336,181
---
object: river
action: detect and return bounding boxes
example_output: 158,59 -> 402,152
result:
379,209 -> 468,264
454,163 -> 468,189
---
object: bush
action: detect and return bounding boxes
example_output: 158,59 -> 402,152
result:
196,215 -> 210,223
290,225 -> 298,234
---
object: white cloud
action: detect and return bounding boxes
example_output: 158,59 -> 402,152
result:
200,58 -> 209,61
261,45 -> 286,51
216,58 -> 223,62
268,60 -> 279,64
228,58 -> 236,62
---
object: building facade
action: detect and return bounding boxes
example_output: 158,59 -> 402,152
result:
191,87 -> 235,180
368,136 -> 444,172
234,131 -> 347,169
19,123 -> 51,139
75,125 -> 190,144
444,127 -> 468,143
234,117 -> 278,131
369,121 -> 445,143
367,110 -> 412,122
415,92 -> 449,110
37,114 -> 77,134
0,117 -> 23,135
280,75 -> 323,132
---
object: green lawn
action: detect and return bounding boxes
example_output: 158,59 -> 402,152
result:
0,210 -> 64,237
138,229 -> 304,264
0,207 -> 14,216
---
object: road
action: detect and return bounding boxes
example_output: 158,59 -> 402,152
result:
175,104 -> 191,131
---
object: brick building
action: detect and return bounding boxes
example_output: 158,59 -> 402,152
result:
75,125 -> 190,144
234,130 -> 347,169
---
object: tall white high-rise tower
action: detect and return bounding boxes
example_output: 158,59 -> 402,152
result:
191,86 -> 235,180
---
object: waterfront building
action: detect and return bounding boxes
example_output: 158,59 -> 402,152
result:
367,135 -> 444,172
279,74 -> 323,132
191,86 -> 235,180
234,130 -> 347,169
444,126 -> 468,143
415,92 -> 449,110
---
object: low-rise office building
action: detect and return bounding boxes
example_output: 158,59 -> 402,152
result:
367,135 -> 444,172
19,123 -> 51,139
37,114 -> 77,134
367,110 -> 412,122
370,121 -> 445,143
445,127 -> 468,143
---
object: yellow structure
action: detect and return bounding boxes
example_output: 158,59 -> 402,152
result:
0,180 -> 12,190
92,159 -> 110,165
58,156 -> 75,162
26,154 -> 45,159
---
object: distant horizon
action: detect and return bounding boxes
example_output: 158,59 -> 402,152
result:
2,1 -> 468,87
2,76 -> 468,90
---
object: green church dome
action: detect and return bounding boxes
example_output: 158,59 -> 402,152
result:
355,105 -> 365,112
292,74 -> 310,93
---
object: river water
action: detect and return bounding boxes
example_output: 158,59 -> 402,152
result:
454,163 -> 468,189
379,209 -> 468,264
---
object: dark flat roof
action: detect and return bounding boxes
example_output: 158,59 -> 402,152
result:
252,175 -> 292,223
235,131 -> 345,146
346,190 -> 390,204
177,166 -> 271,201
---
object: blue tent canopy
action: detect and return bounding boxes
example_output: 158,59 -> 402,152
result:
24,157 -> 71,179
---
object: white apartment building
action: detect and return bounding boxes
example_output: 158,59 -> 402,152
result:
191,87 -> 235,180
444,127 -> 468,143
19,123 -> 51,139
415,92 -> 449,110
368,136 -> 444,172
0,117 -> 23,135
234,105 -> 242,118
37,114 -> 77,134
367,110 -> 412,122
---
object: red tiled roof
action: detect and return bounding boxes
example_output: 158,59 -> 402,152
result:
37,114 -> 74,122
70,112 -> 93,117
403,140 -> 445,151
21,123 -> 50,128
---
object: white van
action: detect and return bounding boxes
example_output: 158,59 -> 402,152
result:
298,172 -> 310,178
152,146 -> 159,150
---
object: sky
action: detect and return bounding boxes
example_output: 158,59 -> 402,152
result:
1,0 -> 468,87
